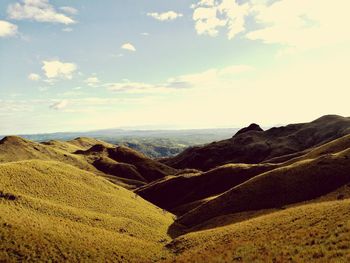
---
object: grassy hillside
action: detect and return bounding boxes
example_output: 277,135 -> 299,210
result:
138,134 -> 350,216
77,145 -> 178,183
283,134 -> 350,165
0,136 -> 176,188
163,115 -> 350,170
136,163 -> 277,213
0,136 -> 95,172
0,160 -> 174,262
41,137 -> 114,153
1,125 -> 350,262
167,199 -> 350,262
178,148 -> 350,226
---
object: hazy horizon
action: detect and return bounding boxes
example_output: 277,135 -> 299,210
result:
1,0 -> 350,134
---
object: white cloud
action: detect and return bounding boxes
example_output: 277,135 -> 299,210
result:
101,53 -> 350,129
147,11 -> 183,21
192,0 -> 350,52
0,20 -> 18,37
107,82 -> 157,93
50,100 -> 68,110
246,0 -> 350,51
121,43 -> 136,52
28,73 -> 41,81
192,0 -> 249,38
62,27 -> 73,32
59,6 -> 78,15
141,32 -> 149,36
7,0 -> 76,24
0,99 -> 34,114
107,64 -> 253,93
107,80 -> 190,94
42,60 -> 77,79
84,77 -> 100,87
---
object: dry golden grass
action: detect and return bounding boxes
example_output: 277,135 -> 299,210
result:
167,199 -> 350,262
0,160 -> 174,262
1,133 -> 350,262
76,144 -> 178,183
0,136 -> 95,173
41,140 -> 84,153
67,137 -> 115,150
0,136 -> 169,188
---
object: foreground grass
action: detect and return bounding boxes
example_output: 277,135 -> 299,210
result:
0,160 -> 174,262
167,199 -> 350,262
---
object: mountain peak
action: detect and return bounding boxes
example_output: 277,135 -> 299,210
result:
234,123 -> 263,137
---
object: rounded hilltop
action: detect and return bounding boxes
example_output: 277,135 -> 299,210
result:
0,136 -> 29,145
234,123 -> 263,136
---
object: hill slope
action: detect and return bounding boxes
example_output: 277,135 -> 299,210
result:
177,147 -> 350,227
0,136 -> 176,188
138,134 -> 350,215
76,145 -> 178,183
41,137 -> 115,153
163,115 -> 350,170
0,136 -> 95,172
167,199 -> 350,262
136,163 -> 277,213
0,160 -> 174,262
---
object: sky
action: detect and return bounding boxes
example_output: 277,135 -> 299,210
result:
0,0 -> 349,134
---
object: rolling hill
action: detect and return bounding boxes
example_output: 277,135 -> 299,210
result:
167,199 -> 350,262
177,147 -> 350,227
75,144 -> 178,183
0,136 -> 95,172
1,114 -> 350,262
162,115 -> 350,170
136,163 -> 277,214
0,160 -> 174,262
137,134 -> 350,216
0,136 -> 177,189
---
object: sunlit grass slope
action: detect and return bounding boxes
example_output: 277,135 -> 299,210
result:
0,136 -> 95,172
167,199 -> 350,262
68,137 -> 115,150
0,160 -> 174,262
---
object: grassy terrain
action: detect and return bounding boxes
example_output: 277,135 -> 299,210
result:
0,160 -> 174,262
41,137 -> 115,153
178,148 -> 350,226
136,163 -> 277,213
137,134 -> 350,217
0,136 -> 96,172
1,124 -> 350,262
0,136 -> 176,189
77,145 -> 178,183
163,115 -> 350,170
167,199 -> 350,262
